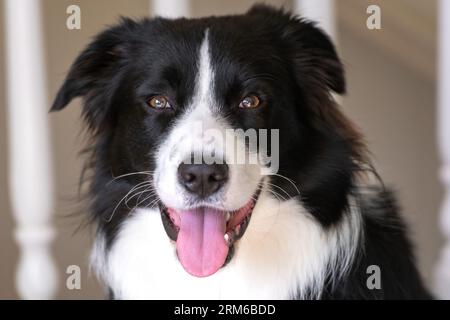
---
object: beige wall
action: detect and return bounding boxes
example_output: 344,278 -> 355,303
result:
0,0 -> 441,299
339,22 -> 442,285
0,1 -> 17,299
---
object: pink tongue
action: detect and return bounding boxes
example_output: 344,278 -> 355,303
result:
176,207 -> 229,277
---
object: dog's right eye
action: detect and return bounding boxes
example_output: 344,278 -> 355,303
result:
239,95 -> 260,109
147,95 -> 172,110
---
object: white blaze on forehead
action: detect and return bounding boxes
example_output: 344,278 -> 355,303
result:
172,30 -> 227,160
195,30 -> 215,112
184,29 -> 221,132
175,30 -> 224,155
153,29 -> 261,211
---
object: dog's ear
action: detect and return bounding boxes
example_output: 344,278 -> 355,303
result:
248,5 -> 345,94
50,18 -> 139,125
282,17 -> 346,94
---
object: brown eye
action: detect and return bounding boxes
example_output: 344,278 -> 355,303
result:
147,95 -> 171,109
239,95 -> 260,109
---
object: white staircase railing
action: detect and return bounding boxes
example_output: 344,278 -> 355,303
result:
4,0 -> 58,299
294,0 -> 336,39
435,0 -> 450,300
151,0 -> 190,18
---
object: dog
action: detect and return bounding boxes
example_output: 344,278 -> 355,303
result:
51,5 -> 430,299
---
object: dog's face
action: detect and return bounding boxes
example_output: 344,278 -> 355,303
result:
52,6 -> 359,278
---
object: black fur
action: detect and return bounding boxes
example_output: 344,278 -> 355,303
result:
52,5 -> 430,299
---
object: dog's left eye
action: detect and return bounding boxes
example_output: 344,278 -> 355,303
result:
239,95 -> 260,109
147,95 -> 172,109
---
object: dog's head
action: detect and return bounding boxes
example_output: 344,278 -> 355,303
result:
52,5 -> 364,278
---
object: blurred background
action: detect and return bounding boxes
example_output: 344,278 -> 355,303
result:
0,0 -> 446,299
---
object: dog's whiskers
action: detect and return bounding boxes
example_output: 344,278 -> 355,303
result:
268,190 -> 286,202
106,179 -> 154,222
124,186 -> 154,209
107,170 -> 155,186
124,183 -> 155,203
135,192 -> 157,208
270,173 -> 301,196
131,189 -> 158,211
135,187 -> 156,205
265,182 -> 291,199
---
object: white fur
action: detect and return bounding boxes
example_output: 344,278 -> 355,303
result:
94,185 -> 361,299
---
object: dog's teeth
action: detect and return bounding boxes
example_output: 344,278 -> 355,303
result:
224,232 -> 233,245
225,212 -> 231,221
224,233 -> 230,244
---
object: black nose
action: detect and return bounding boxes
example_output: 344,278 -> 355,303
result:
178,163 -> 229,198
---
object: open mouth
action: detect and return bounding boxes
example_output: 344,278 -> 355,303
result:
159,186 -> 262,277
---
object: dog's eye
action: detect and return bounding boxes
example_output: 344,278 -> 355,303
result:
239,95 -> 260,109
147,95 -> 171,109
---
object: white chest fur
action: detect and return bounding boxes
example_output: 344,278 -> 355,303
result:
92,193 -> 360,299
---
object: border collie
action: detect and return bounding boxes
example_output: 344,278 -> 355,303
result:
51,5 -> 430,299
